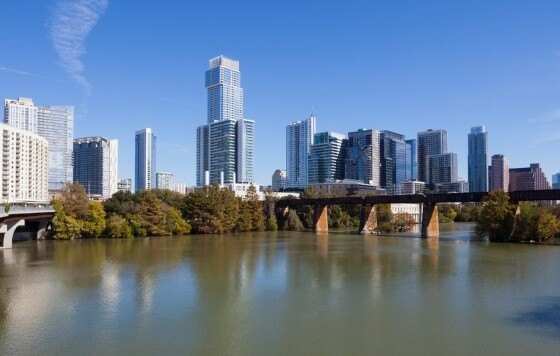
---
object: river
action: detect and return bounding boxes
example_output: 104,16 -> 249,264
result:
1,223 -> 560,355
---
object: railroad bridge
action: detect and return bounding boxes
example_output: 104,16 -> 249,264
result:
275,190 -> 560,237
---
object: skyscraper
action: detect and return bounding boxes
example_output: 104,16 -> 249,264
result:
38,105 -> 74,191
468,126 -> 488,192
380,130 -> 407,190
206,55 -> 243,124
345,128 -> 381,186
428,153 -> 458,185
236,118 -> 255,183
135,128 -> 156,192
4,97 -> 38,133
286,114 -> 316,189
417,129 -> 447,183
308,131 -> 347,184
272,169 -> 287,191
196,55 -> 254,185
4,98 -> 74,190
488,154 -> 509,192
73,137 -> 118,198
0,123 -> 49,202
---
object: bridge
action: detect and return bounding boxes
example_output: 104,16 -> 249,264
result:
275,190 -> 560,237
0,205 -> 55,249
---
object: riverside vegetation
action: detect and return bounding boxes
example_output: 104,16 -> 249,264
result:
51,184 -> 560,243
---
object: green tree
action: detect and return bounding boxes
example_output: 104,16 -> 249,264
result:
375,204 -> 395,233
475,190 -> 516,241
266,216 -> 278,231
103,190 -> 135,216
284,209 -> 304,231
52,199 -> 83,239
246,185 -> 266,231
105,215 -> 134,238
183,185 -> 239,233
236,200 -> 253,232
81,201 -> 107,238
135,190 -> 167,236
164,206 -> 191,235
438,204 -> 458,223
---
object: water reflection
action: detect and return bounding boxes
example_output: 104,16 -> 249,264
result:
1,225 -> 560,354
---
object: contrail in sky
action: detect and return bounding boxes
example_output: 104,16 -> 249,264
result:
50,0 -> 109,95
0,66 -> 57,81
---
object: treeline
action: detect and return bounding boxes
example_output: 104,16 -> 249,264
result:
53,183 -> 279,239
475,190 -> 560,243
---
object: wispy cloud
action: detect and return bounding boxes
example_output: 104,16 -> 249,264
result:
0,66 -> 60,81
50,0 -> 109,95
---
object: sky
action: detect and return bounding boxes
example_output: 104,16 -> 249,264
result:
1,0 -> 559,186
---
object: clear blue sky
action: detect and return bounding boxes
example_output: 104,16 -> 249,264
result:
1,0 -> 559,186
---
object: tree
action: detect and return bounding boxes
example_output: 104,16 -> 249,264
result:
103,190 -> 135,216
246,185 -> 266,231
52,200 -> 83,239
59,183 -> 89,219
475,190 -> 516,241
81,201 -> 107,238
393,212 -> 416,232
183,185 -> 239,233
164,207 -> 191,235
105,215 -> 134,238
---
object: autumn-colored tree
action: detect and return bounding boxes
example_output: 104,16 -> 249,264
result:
475,190 -> 516,241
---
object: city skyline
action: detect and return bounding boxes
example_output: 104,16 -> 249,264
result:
1,1 -> 559,185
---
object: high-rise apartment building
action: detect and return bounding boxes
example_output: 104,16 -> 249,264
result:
4,98 -> 74,190
417,129 -> 447,183
428,153 -> 458,185
286,114 -> 316,189
308,132 -> 347,184
0,123 -> 49,202
135,128 -> 156,192
380,131 -> 407,190
4,97 -> 38,133
345,128 -> 381,186
488,154 -> 509,192
272,169 -> 287,191
468,126 -> 488,192
73,137 -> 118,198
196,56 -> 254,185
156,172 -> 174,190
509,163 -> 550,192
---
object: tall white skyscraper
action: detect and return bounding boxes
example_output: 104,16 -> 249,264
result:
73,137 -> 118,198
135,128 -> 156,192
196,56 -> 254,185
4,97 -> 38,133
286,114 -> 316,189
206,55 -> 243,124
4,98 -> 74,190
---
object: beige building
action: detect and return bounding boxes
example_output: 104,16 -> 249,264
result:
0,123 -> 49,203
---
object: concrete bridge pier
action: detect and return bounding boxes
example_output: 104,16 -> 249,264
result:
37,220 -> 51,240
313,205 -> 329,233
359,205 -> 377,234
0,219 -> 25,249
421,203 -> 439,238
